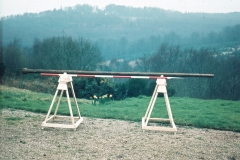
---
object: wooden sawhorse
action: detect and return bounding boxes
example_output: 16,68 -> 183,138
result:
142,77 -> 177,133
42,73 -> 83,131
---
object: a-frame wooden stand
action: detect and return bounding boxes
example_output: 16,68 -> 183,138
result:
42,73 -> 83,131
142,77 -> 177,132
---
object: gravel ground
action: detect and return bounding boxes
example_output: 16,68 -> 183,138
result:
1,109 -> 240,160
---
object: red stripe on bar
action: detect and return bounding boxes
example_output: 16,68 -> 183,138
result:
41,73 -> 59,76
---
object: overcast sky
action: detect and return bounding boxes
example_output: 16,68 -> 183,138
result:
1,0 -> 240,18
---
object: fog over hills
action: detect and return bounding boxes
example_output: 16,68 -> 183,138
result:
2,4 -> 240,42
1,4 -> 240,59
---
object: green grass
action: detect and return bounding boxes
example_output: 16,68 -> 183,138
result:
1,85 -> 240,132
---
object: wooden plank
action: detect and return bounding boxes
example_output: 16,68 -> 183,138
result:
44,115 -> 54,122
52,116 -> 81,120
146,118 -> 170,122
42,122 -> 76,129
42,116 -> 83,129
142,125 -> 177,132
75,117 -> 83,127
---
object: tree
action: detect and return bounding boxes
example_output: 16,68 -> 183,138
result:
73,77 -> 114,100
3,39 -> 24,75
32,36 -> 102,70
0,62 -> 6,77
0,45 -> 6,78
76,38 -> 102,70
148,43 -> 181,72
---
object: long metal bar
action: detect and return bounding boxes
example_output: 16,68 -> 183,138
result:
21,68 -> 214,77
40,73 -> 178,79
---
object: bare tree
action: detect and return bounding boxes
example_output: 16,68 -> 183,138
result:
32,36 -> 102,70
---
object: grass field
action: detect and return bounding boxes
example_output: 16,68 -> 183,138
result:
1,85 -> 240,132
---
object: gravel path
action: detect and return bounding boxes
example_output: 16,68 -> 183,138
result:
1,109 -> 240,160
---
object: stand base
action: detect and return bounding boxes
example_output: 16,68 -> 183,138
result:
142,117 -> 177,132
42,116 -> 83,131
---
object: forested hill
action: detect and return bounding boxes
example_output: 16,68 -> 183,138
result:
2,4 -> 240,48
1,4 -> 240,100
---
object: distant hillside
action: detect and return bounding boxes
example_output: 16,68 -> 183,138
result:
1,5 -> 240,101
2,4 -> 240,47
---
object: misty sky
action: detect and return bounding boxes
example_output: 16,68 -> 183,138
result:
1,0 -> 240,18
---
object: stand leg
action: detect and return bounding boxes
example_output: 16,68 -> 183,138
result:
144,84 -> 158,119
164,92 -> 176,129
66,89 -> 75,126
70,82 -> 81,118
144,87 -> 158,126
53,90 -> 64,120
44,89 -> 59,122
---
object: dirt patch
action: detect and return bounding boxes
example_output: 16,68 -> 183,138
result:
1,109 -> 240,160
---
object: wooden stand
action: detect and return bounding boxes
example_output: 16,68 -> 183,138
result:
42,73 -> 83,131
142,77 -> 177,132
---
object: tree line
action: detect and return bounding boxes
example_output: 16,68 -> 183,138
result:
96,24 -> 240,60
139,44 -> 240,100
1,35 -> 240,100
2,4 -> 240,47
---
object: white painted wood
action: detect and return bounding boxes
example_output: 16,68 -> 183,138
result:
42,117 -> 83,129
142,125 -> 177,132
144,84 -> 158,118
143,118 -> 170,122
53,90 -> 63,120
70,82 -> 81,118
142,77 -> 177,132
41,73 -> 83,131
66,89 -> 75,125
44,90 -> 59,122
164,92 -> 177,129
